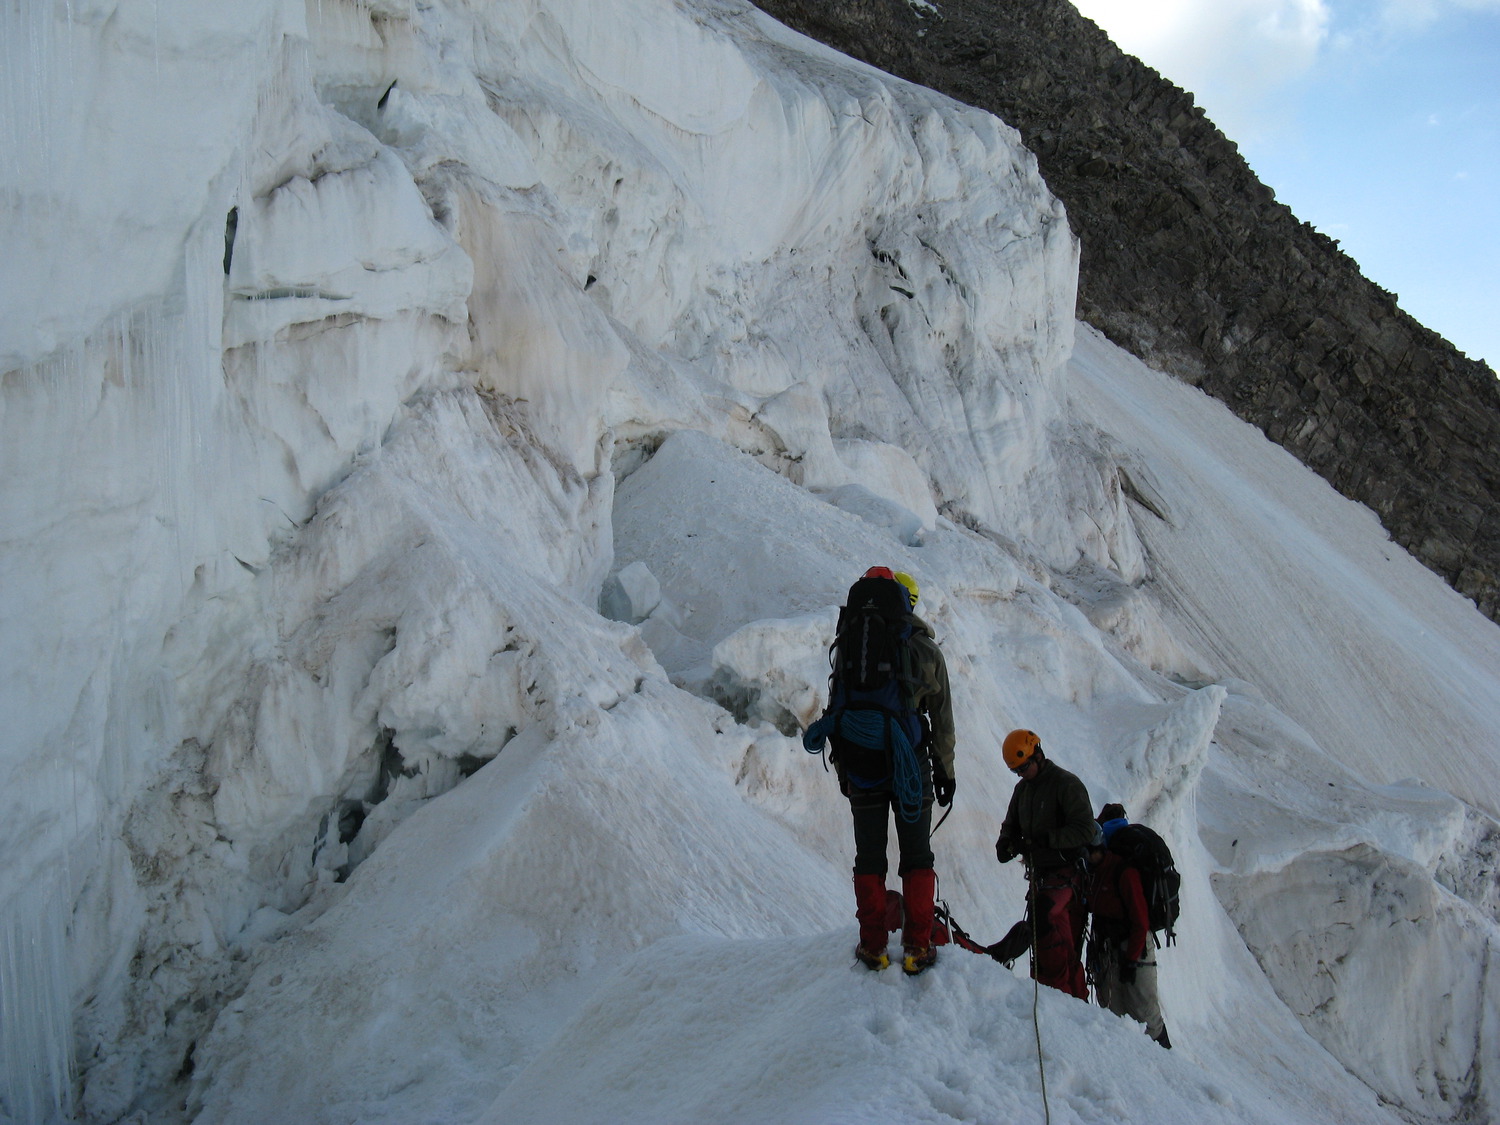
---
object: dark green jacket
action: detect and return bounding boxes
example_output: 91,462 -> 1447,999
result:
997,758 -> 1094,870
909,615 -> 955,780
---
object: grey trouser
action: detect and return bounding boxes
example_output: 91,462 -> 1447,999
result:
1092,939 -> 1166,1040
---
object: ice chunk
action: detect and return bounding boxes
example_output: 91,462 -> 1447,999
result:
708,609 -> 839,735
602,560 -> 662,624
1218,844 -> 1498,1120
815,484 -> 927,547
832,438 -> 938,532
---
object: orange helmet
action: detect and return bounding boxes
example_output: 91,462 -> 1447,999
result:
1002,729 -> 1041,770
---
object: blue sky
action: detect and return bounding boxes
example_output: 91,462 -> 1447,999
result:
1068,0 -> 1499,372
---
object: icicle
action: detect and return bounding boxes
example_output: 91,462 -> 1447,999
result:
2,1 -> 41,190
0,878 -> 76,1124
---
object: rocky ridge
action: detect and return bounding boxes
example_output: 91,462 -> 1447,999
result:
752,0 -> 1500,622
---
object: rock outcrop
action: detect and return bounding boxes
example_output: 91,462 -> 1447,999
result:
753,0 -> 1500,622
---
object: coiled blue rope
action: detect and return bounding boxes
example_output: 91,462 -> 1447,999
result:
804,710 -> 924,823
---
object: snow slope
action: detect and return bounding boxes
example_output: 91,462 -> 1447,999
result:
2,0 -> 1497,1123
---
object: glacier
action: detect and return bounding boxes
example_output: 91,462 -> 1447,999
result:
2,0 -> 1497,1122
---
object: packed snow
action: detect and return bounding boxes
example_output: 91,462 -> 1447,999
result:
2,1 -> 1497,1123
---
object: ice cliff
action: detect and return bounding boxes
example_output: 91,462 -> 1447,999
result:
2,1 -> 1497,1123
754,0 -> 1500,624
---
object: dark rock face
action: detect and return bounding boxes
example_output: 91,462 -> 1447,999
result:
752,0 -> 1500,622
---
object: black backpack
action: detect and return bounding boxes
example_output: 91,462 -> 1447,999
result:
824,575 -> 924,785
1108,823 -> 1181,945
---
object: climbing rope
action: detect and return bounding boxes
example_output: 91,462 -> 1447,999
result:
1027,867 -> 1053,1125
803,710 -> 925,824
930,840 -> 1050,1125
889,719 -> 924,825
935,844 -> 1051,1125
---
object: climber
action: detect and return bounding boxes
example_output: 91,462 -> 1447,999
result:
994,729 -> 1098,999
804,566 -> 956,974
1087,803 -> 1172,1048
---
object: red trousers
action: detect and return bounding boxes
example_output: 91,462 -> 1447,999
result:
1032,874 -> 1087,1000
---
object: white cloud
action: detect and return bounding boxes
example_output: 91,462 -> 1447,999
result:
1378,0 -> 1500,30
1070,0 -> 1329,85
1069,0 -> 1330,137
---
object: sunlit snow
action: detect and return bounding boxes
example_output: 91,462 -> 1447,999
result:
2,1 -> 1496,1123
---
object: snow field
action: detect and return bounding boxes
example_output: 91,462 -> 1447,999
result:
2,0 -> 1498,1121
483,935 -> 1246,1125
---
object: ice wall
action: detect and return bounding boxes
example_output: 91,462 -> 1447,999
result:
1,0 -> 1080,1117
4,0 -> 1497,1121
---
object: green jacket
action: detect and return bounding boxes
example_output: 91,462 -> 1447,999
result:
997,758 -> 1094,870
909,615 -> 956,780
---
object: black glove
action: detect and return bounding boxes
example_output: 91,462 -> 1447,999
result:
934,773 -> 955,807
995,836 -> 1019,864
1118,960 -> 1138,985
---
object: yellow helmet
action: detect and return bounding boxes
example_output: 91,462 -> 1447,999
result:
893,571 -> 919,610
1002,729 -> 1041,770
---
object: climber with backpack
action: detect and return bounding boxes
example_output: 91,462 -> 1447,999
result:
1086,802 -> 1174,1048
994,730 -> 1098,999
804,567 -> 956,975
